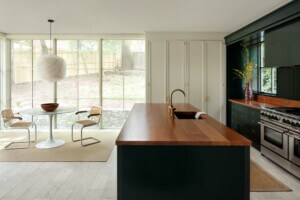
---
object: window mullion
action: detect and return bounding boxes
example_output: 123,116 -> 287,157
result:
99,39 -> 102,129
122,40 -> 125,112
77,40 -> 79,110
31,40 -> 33,122
54,39 -> 58,129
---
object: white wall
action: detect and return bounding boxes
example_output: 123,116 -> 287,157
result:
146,32 -> 226,124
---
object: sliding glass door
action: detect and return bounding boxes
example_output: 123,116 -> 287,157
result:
102,40 -> 145,128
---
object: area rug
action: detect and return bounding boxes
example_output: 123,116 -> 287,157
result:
250,160 -> 292,192
0,130 -> 118,162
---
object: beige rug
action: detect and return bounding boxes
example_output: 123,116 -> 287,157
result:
250,160 -> 292,192
0,130 -> 118,162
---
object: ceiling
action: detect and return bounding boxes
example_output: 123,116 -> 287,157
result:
0,0 -> 292,35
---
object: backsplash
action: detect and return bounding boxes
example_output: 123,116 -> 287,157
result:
257,95 -> 300,108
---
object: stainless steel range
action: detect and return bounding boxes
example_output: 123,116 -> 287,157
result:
260,107 -> 300,178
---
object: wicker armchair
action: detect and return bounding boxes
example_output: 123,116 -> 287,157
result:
1,109 -> 37,149
71,106 -> 102,147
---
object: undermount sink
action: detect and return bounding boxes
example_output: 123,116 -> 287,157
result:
174,111 -> 198,119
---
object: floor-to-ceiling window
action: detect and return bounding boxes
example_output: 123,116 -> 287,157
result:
78,40 -> 100,110
11,40 -> 32,122
56,40 -> 100,128
102,40 -> 145,128
11,40 -> 53,127
10,38 -> 144,129
32,40 -> 53,127
56,40 -> 79,128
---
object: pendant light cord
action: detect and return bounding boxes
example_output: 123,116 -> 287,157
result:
48,19 -> 54,51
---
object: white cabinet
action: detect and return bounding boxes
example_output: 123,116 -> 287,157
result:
148,41 -> 166,103
186,41 -> 205,110
167,40 -> 205,106
206,41 -> 223,121
167,41 -> 185,103
147,38 -> 225,123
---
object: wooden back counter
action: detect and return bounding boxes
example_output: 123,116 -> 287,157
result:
116,103 -> 251,146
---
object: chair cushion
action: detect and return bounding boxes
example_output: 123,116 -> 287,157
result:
75,120 -> 97,126
10,122 -> 32,128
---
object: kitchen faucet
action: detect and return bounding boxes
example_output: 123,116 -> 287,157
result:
168,89 -> 186,118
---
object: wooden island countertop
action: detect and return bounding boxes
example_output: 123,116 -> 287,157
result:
116,103 -> 251,146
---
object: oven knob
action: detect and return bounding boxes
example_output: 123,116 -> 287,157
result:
291,122 -> 296,126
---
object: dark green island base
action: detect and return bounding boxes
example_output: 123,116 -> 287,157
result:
117,146 -> 250,200
116,104 -> 251,200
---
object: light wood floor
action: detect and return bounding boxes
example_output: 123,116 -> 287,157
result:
250,147 -> 300,200
0,146 -> 299,200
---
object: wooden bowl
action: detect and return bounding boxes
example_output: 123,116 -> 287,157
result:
41,103 -> 59,112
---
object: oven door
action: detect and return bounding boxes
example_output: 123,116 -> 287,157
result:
289,131 -> 300,167
259,121 -> 289,159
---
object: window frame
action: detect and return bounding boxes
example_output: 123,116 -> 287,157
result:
8,37 -> 146,129
258,43 -> 277,95
101,39 -> 146,128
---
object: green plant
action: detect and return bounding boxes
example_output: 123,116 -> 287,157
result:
233,47 -> 255,84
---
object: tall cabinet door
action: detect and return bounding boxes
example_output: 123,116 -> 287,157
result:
148,41 -> 167,103
167,41 -> 185,103
206,41 -> 225,122
186,41 -> 204,110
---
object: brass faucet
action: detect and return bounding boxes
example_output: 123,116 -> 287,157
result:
168,89 -> 186,118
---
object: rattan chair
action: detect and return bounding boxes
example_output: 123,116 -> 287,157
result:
71,106 -> 102,147
1,109 -> 37,150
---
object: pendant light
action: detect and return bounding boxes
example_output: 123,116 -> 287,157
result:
37,19 -> 66,82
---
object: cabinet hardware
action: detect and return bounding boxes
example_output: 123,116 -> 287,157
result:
258,122 -> 288,134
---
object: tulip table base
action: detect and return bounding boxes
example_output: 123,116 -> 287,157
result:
36,139 -> 65,149
36,114 -> 64,149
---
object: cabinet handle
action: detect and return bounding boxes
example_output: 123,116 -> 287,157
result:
258,122 -> 288,134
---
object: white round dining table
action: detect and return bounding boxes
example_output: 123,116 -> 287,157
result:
19,106 -> 77,149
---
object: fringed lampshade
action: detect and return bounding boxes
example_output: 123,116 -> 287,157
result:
37,54 -> 66,82
37,19 -> 66,82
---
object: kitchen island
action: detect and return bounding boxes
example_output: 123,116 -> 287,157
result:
116,103 -> 251,200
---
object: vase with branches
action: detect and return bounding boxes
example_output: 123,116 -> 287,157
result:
233,47 -> 255,101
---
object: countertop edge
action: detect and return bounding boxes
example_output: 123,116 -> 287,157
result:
228,99 -> 278,110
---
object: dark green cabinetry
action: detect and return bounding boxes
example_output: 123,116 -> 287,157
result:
118,145 -> 250,200
277,67 -> 300,100
229,102 -> 261,150
265,19 -> 300,67
277,67 -> 294,99
294,68 -> 300,100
